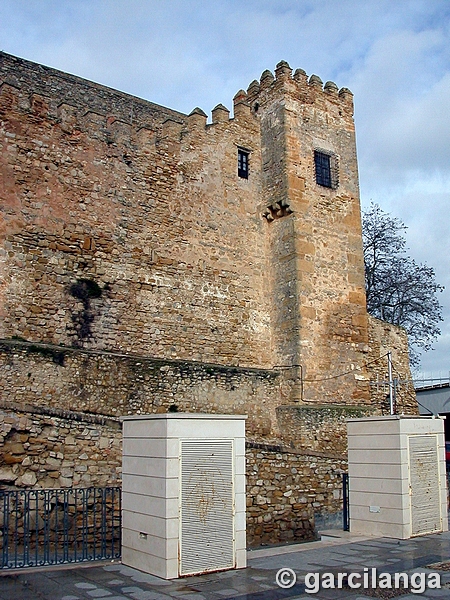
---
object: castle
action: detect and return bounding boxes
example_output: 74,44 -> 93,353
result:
0,52 -> 415,543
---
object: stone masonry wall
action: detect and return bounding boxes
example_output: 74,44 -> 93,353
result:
367,315 -> 417,415
276,404 -> 375,454
0,407 -> 347,547
0,405 -> 121,490
0,53 -> 418,544
246,443 -> 347,546
0,52 -> 390,417
0,52 -> 271,371
0,340 -> 281,439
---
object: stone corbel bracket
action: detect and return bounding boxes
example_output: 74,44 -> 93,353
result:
263,199 -> 293,222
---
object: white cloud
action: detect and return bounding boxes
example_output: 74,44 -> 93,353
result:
353,29 -> 450,169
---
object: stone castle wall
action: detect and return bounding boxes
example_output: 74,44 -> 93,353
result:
0,339 -> 281,439
0,402 -> 346,547
0,52 -> 272,371
0,53 -> 416,543
0,405 -> 122,490
0,50 -> 416,420
367,315 -> 417,415
0,51 -> 384,415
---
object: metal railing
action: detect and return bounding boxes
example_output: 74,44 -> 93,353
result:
0,487 -> 121,569
342,473 -> 349,531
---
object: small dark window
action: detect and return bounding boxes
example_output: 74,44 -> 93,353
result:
238,149 -> 249,179
314,150 -> 332,187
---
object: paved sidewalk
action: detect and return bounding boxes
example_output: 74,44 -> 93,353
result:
1,530 -> 450,599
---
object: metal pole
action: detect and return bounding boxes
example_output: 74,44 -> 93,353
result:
388,351 -> 394,415
342,473 -> 349,531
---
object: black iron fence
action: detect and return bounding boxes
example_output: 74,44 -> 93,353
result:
342,473 -> 349,531
0,487 -> 121,569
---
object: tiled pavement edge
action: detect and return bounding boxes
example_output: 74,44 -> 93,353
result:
1,531 -> 450,600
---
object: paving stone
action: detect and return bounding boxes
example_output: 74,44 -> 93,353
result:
87,589 -> 113,597
1,530 -> 450,599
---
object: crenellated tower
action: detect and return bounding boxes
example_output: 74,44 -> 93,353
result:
243,60 -> 371,405
1,51 -> 411,444
0,52 -> 418,546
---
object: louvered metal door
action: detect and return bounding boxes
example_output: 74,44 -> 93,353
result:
179,439 -> 235,576
409,434 -> 442,536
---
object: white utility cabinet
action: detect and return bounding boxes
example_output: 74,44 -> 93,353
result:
347,415 -> 448,539
121,413 -> 247,579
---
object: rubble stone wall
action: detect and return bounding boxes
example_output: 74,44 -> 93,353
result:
0,340 -> 281,439
246,443 -> 347,546
0,406 -> 122,490
0,405 -> 347,547
367,316 -> 416,415
0,53 -> 418,544
276,404 -> 375,454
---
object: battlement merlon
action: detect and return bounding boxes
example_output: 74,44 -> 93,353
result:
1,52 -> 354,139
0,51 -> 188,129
244,60 -> 354,116
186,60 -> 354,128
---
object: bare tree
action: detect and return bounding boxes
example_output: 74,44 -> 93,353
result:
362,203 -> 444,366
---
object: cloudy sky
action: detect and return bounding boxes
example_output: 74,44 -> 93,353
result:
1,0 -> 449,378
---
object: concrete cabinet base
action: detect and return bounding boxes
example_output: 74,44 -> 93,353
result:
347,415 -> 448,539
121,414 -> 247,579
